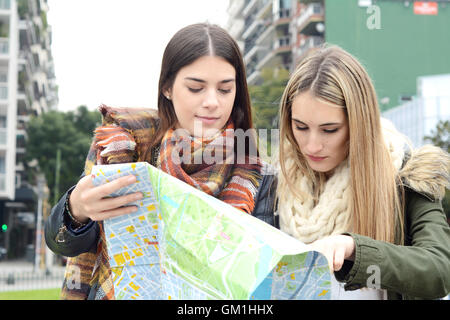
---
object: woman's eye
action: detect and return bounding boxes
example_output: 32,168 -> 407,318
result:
295,126 -> 308,131
324,128 -> 338,133
188,87 -> 202,93
219,88 -> 232,94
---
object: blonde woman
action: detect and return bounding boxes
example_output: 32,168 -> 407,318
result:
277,45 -> 450,300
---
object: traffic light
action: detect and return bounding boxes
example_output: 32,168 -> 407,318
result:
1,224 -> 7,232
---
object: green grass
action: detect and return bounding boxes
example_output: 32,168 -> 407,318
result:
0,288 -> 60,300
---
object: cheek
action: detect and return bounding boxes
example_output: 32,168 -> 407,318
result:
333,135 -> 349,158
224,94 -> 236,113
292,131 -> 305,151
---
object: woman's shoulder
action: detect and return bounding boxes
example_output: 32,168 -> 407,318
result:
399,144 -> 449,202
98,104 -> 160,131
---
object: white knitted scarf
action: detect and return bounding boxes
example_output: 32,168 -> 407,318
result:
277,118 -> 407,244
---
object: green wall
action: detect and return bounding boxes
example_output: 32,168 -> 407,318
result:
324,0 -> 450,111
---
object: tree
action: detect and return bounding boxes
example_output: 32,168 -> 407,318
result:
25,106 -> 101,205
424,120 -> 450,220
249,68 -> 289,160
249,68 -> 290,130
67,105 -> 102,136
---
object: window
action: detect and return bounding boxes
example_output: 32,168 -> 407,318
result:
0,156 -> 5,173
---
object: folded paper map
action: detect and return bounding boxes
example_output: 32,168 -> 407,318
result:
91,162 -> 331,300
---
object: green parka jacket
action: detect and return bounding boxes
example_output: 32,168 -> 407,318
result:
335,145 -> 450,300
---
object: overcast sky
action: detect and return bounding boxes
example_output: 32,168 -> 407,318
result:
47,0 -> 230,112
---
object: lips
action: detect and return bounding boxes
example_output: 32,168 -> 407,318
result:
195,115 -> 219,124
307,155 -> 327,162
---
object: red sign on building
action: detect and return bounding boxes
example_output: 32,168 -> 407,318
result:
414,1 -> 438,15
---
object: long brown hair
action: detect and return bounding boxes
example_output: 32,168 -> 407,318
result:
152,23 -> 255,153
278,45 -> 404,244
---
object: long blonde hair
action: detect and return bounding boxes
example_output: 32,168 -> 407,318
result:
279,45 -> 404,244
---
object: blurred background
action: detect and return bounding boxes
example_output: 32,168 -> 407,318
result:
0,0 -> 448,300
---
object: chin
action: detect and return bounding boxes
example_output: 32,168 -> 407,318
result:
308,162 -> 331,173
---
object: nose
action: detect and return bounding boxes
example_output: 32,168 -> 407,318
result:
202,88 -> 219,109
304,132 -> 324,155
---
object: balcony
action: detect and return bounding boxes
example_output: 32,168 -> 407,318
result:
255,24 -> 274,46
295,36 -> 324,61
273,36 -> 291,51
274,8 -> 291,25
242,14 -> 262,40
244,44 -> 261,63
228,0 -> 246,18
243,0 -> 259,17
247,68 -> 261,85
254,0 -> 271,19
256,36 -> 292,71
16,133 -> 25,154
228,19 -> 244,39
297,3 -> 324,36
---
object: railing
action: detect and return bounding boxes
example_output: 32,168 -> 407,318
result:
274,8 -> 291,22
273,36 -> 291,50
297,3 -> 324,29
300,36 -> 324,52
382,95 -> 450,147
0,269 -> 66,292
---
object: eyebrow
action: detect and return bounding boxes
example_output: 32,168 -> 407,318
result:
292,118 -> 342,127
184,77 -> 235,84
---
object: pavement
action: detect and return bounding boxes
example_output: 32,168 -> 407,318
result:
0,259 -> 66,293
0,259 -> 36,272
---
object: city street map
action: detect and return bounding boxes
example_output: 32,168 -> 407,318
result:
91,162 -> 331,300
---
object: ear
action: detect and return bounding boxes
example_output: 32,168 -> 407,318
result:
163,88 -> 172,100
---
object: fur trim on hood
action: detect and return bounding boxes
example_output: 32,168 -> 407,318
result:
399,144 -> 450,201
380,118 -> 449,201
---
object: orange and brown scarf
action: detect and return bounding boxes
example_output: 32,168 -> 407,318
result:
60,105 -> 263,299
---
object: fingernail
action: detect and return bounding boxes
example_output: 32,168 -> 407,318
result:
127,175 -> 136,183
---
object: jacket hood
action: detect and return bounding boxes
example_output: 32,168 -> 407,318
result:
380,118 -> 449,201
399,144 -> 450,201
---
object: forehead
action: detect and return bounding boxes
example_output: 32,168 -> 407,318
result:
176,55 -> 236,80
291,91 -> 346,121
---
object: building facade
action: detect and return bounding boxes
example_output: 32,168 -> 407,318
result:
228,0 -> 450,152
0,0 -> 56,260
227,0 -> 324,85
382,74 -> 450,147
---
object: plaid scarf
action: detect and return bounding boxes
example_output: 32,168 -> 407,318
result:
158,122 -> 262,213
60,105 -> 262,300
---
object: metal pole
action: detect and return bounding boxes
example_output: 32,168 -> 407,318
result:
54,148 -> 61,206
34,175 -> 44,271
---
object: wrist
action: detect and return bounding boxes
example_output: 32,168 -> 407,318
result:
343,234 -> 356,261
66,194 -> 89,226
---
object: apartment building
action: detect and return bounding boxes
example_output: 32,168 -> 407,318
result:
227,0 -> 325,85
228,0 -> 450,152
0,0 -> 56,259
